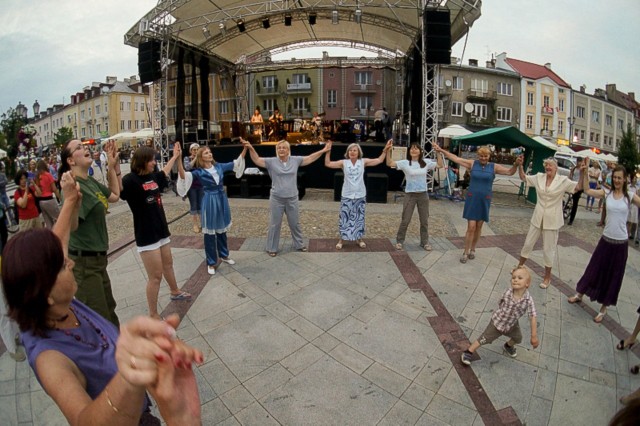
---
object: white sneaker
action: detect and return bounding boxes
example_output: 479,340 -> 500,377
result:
207,265 -> 216,275
220,257 -> 236,265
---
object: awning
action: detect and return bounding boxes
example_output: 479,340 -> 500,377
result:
532,136 -> 558,151
438,125 -> 472,139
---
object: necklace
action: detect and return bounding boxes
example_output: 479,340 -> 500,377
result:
56,307 -> 110,350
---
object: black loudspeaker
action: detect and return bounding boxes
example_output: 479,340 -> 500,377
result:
334,172 -> 344,202
366,173 -> 388,203
197,129 -> 208,141
138,40 -> 162,84
424,10 -> 451,65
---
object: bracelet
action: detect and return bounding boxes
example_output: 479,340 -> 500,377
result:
105,387 -> 137,420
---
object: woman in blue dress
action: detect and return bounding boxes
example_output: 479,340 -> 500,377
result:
178,143 -> 246,275
434,145 -> 520,263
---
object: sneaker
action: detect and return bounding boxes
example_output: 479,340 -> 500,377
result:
220,257 -> 236,265
207,265 -> 216,275
461,350 -> 473,365
503,342 -> 517,358
9,347 -> 26,362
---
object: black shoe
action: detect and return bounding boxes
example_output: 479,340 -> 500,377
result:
461,350 -> 473,365
567,221 -> 573,226
503,342 -> 517,358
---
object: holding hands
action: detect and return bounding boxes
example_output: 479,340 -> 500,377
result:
172,142 -> 182,160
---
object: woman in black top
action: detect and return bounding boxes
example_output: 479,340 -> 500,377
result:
120,144 -> 191,319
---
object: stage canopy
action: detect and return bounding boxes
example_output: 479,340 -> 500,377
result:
125,0 -> 483,67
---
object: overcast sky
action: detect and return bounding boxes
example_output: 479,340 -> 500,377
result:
1,0 -> 638,118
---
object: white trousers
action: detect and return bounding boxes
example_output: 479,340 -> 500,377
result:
0,289 -> 19,353
520,223 -> 559,268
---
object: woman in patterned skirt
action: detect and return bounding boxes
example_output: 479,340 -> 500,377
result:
324,142 -> 390,250
434,145 -> 520,263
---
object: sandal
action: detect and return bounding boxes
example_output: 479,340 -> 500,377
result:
539,280 -> 551,289
593,311 -> 606,323
395,243 -> 403,251
358,240 -> 366,249
298,247 -> 308,252
631,365 -> 640,375
170,291 -> 192,301
422,243 -> 432,252
467,250 -> 475,259
460,254 -> 468,264
268,252 -> 277,257
567,295 -> 582,304
617,339 -> 636,351
335,241 -> 343,250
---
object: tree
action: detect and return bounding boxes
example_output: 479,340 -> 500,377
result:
0,107 -> 28,159
54,126 -> 74,148
616,124 -> 638,175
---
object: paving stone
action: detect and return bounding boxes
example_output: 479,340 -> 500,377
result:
329,343 -> 374,375
362,362 -> 412,397
280,343 -> 324,376
219,385 -> 256,415
235,401 -> 279,426
425,394 -> 478,426
400,382 -> 435,410
244,363 -> 293,400
377,399 -> 423,426
523,395 -> 553,426
549,374 -> 617,425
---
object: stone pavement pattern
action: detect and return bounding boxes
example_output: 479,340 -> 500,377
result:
1,186 -> 639,426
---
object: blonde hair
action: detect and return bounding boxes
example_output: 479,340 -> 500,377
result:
276,140 -> 290,151
477,146 -> 491,156
192,147 -> 214,169
511,266 -> 531,284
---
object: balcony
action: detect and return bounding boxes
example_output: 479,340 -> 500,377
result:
466,89 -> 497,101
351,84 -> 377,94
256,87 -> 279,97
541,106 -> 554,116
466,115 -> 495,128
286,82 -> 312,94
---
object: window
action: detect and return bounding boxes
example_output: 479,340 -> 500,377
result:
95,105 -> 100,115
471,79 -> 488,94
527,81 -> 534,87
543,96 -> 550,107
618,118 -> 624,130
104,104 -> 108,113
354,96 -> 373,112
526,114 -> 533,129
559,88 -> 565,93
168,107 -> 176,119
558,99 -> 564,112
96,124 -> 101,133
220,100 -> 229,114
558,120 -> 564,134
327,90 -> 337,108
81,128 -> 86,137
126,102 -> 131,111
80,110 -> 85,119
497,82 -> 513,96
140,103 -> 144,112
580,130 -> 585,140
135,103 -> 139,111
120,120 -> 125,130
127,120 -> 131,130
169,86 -> 176,98
329,72 -> 335,78
292,73 -> 308,84
185,85 -> 191,96
542,118 -> 550,131
576,106 -> 585,118
354,71 -> 372,86
134,121 -> 139,130
473,103 -> 487,119
451,101 -> 463,117
496,107 -> 512,122
527,92 -> 534,106
591,110 -> 600,123
262,76 -> 275,90
590,132 -> 594,142
605,114 -> 612,126
105,123 -> 109,133
293,97 -> 308,111
595,133 -> 599,143
437,100 -> 443,115
263,99 -> 276,115
221,78 -> 229,90
452,76 -> 463,90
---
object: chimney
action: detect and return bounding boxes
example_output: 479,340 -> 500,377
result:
580,84 -> 586,93
106,76 -> 117,84
629,92 -> 635,101
450,56 -> 459,65
323,51 -> 329,59
544,62 -> 551,69
468,59 -> 478,67
486,60 -> 495,69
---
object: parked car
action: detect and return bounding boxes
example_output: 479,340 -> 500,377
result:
554,154 -> 577,177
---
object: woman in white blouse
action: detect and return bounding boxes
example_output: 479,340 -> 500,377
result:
324,142 -> 390,250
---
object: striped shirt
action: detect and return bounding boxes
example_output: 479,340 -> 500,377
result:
491,288 -> 537,333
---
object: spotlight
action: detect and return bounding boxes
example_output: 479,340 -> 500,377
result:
219,22 -> 226,35
236,20 -> 245,32
355,9 -> 362,24
308,12 -> 317,25
284,13 -> 292,26
262,17 -> 270,29
332,10 -> 339,25
202,26 -> 211,39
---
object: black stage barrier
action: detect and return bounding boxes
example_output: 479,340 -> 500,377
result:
210,143 -> 404,193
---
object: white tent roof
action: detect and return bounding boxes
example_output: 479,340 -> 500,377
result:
125,1 -> 483,66
555,145 -> 577,155
532,136 -> 558,151
603,153 -> 618,162
438,125 -> 472,139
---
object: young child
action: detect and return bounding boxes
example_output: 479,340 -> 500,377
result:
461,266 -> 539,365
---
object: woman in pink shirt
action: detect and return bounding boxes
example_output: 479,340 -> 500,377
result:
35,159 -> 60,228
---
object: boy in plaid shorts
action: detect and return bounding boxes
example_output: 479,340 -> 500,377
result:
461,266 -> 539,365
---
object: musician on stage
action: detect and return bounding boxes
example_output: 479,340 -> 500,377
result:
250,107 -> 264,140
268,108 -> 284,141
311,112 -> 323,140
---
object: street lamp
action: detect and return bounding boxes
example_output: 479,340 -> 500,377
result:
33,100 -> 40,116
567,116 -> 576,146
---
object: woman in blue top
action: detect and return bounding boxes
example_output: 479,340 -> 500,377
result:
435,145 -> 519,263
178,143 -> 246,275
385,140 -> 442,251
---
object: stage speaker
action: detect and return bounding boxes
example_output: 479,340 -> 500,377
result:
334,172 -> 344,202
197,129 -> 208,141
366,173 -> 388,203
138,40 -> 162,84
424,10 -> 451,65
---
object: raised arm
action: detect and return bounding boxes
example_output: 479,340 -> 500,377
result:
104,140 -> 123,202
494,155 -> 522,176
324,142 -> 342,169
161,143 -> 181,176
241,139 -> 266,168
517,156 -> 527,182
363,143 -> 390,167
53,171 -> 82,252
582,158 -> 605,198
301,143 -> 331,167
433,144 -> 474,170
384,140 -> 397,168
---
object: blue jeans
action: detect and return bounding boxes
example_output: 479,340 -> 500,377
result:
204,232 -> 229,266
586,182 -> 597,208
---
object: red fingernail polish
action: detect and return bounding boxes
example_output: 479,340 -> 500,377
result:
155,353 -> 165,362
